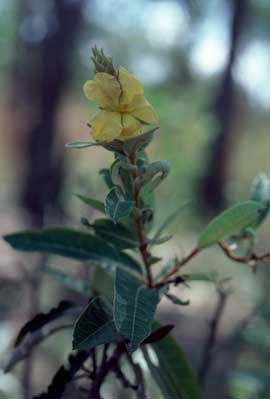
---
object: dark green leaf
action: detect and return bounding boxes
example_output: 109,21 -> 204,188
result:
4,228 -> 143,280
198,201 -> 264,249
93,218 -> 137,249
105,187 -> 134,223
114,269 -> 160,352
166,293 -> 190,306
75,194 -> 105,214
92,266 -> 114,301
100,168 -> 114,189
249,173 -> 270,227
143,322 -> 202,399
73,296 -> 119,351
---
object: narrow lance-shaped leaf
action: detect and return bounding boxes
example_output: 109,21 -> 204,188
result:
105,187 -> 134,223
4,228 -> 143,280
114,269 -> 160,352
43,266 -> 92,295
73,296 -> 119,351
92,218 -> 137,250
75,194 -> 105,214
197,200 -> 264,249
142,322 -> 203,399
65,141 -> 102,149
249,173 -> 270,227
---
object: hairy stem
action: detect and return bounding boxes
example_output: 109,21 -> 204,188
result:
129,152 -> 153,287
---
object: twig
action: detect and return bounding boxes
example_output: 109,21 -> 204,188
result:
88,343 -> 126,399
4,324 -> 73,373
129,152 -> 153,287
155,247 -> 199,288
198,288 -> 228,387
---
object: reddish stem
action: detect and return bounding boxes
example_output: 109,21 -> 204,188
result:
129,153 -> 153,287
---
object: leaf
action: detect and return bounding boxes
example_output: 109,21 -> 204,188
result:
137,160 -> 170,192
123,127 -> 159,156
92,218 -> 137,249
33,351 -> 88,399
142,322 -> 203,399
249,173 -> 270,227
92,266 -> 114,301
150,201 -> 190,247
105,187 -> 134,223
114,269 -> 160,352
142,324 -> 174,344
75,194 -> 105,214
184,273 -> 216,283
4,228 -> 143,280
166,293 -> 190,306
65,141 -> 101,149
197,201 -> 265,249
43,266 -> 92,295
15,300 -> 74,347
100,168 -> 114,189
73,296 -> 119,351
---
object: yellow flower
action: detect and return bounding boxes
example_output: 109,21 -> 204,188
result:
84,67 -> 158,142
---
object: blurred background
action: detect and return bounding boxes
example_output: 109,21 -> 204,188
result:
0,0 -> 269,398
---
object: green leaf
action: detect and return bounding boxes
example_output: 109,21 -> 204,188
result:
73,296 -> 119,351
75,194 -> 105,214
137,160 -> 170,192
123,127 -> 159,156
143,322 -> 203,399
105,187 -> 134,223
43,265 -> 92,295
150,201 -> 190,247
92,266 -> 114,301
100,168 -> 114,189
184,273 -> 216,283
114,269 -> 160,352
4,228 -> 143,280
65,141 -> 101,149
249,173 -> 270,227
166,293 -> 190,306
93,218 -> 137,249
197,201 -> 265,249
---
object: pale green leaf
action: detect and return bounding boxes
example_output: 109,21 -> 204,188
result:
65,141 -> 101,149
198,201 -> 264,249
75,194 -> 105,214
249,173 -> 270,227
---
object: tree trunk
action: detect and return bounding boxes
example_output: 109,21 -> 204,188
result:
200,0 -> 248,212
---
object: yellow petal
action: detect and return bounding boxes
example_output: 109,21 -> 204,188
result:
130,95 -> 158,125
90,110 -> 122,142
118,114 -> 141,141
118,67 -> 143,107
84,73 -> 121,110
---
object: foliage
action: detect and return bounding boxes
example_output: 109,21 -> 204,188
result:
3,48 -> 270,399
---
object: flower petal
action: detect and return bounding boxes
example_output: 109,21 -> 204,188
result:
84,73 -> 121,110
90,110 -> 122,142
130,95 -> 158,125
118,67 -> 143,107
118,114 -> 141,141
